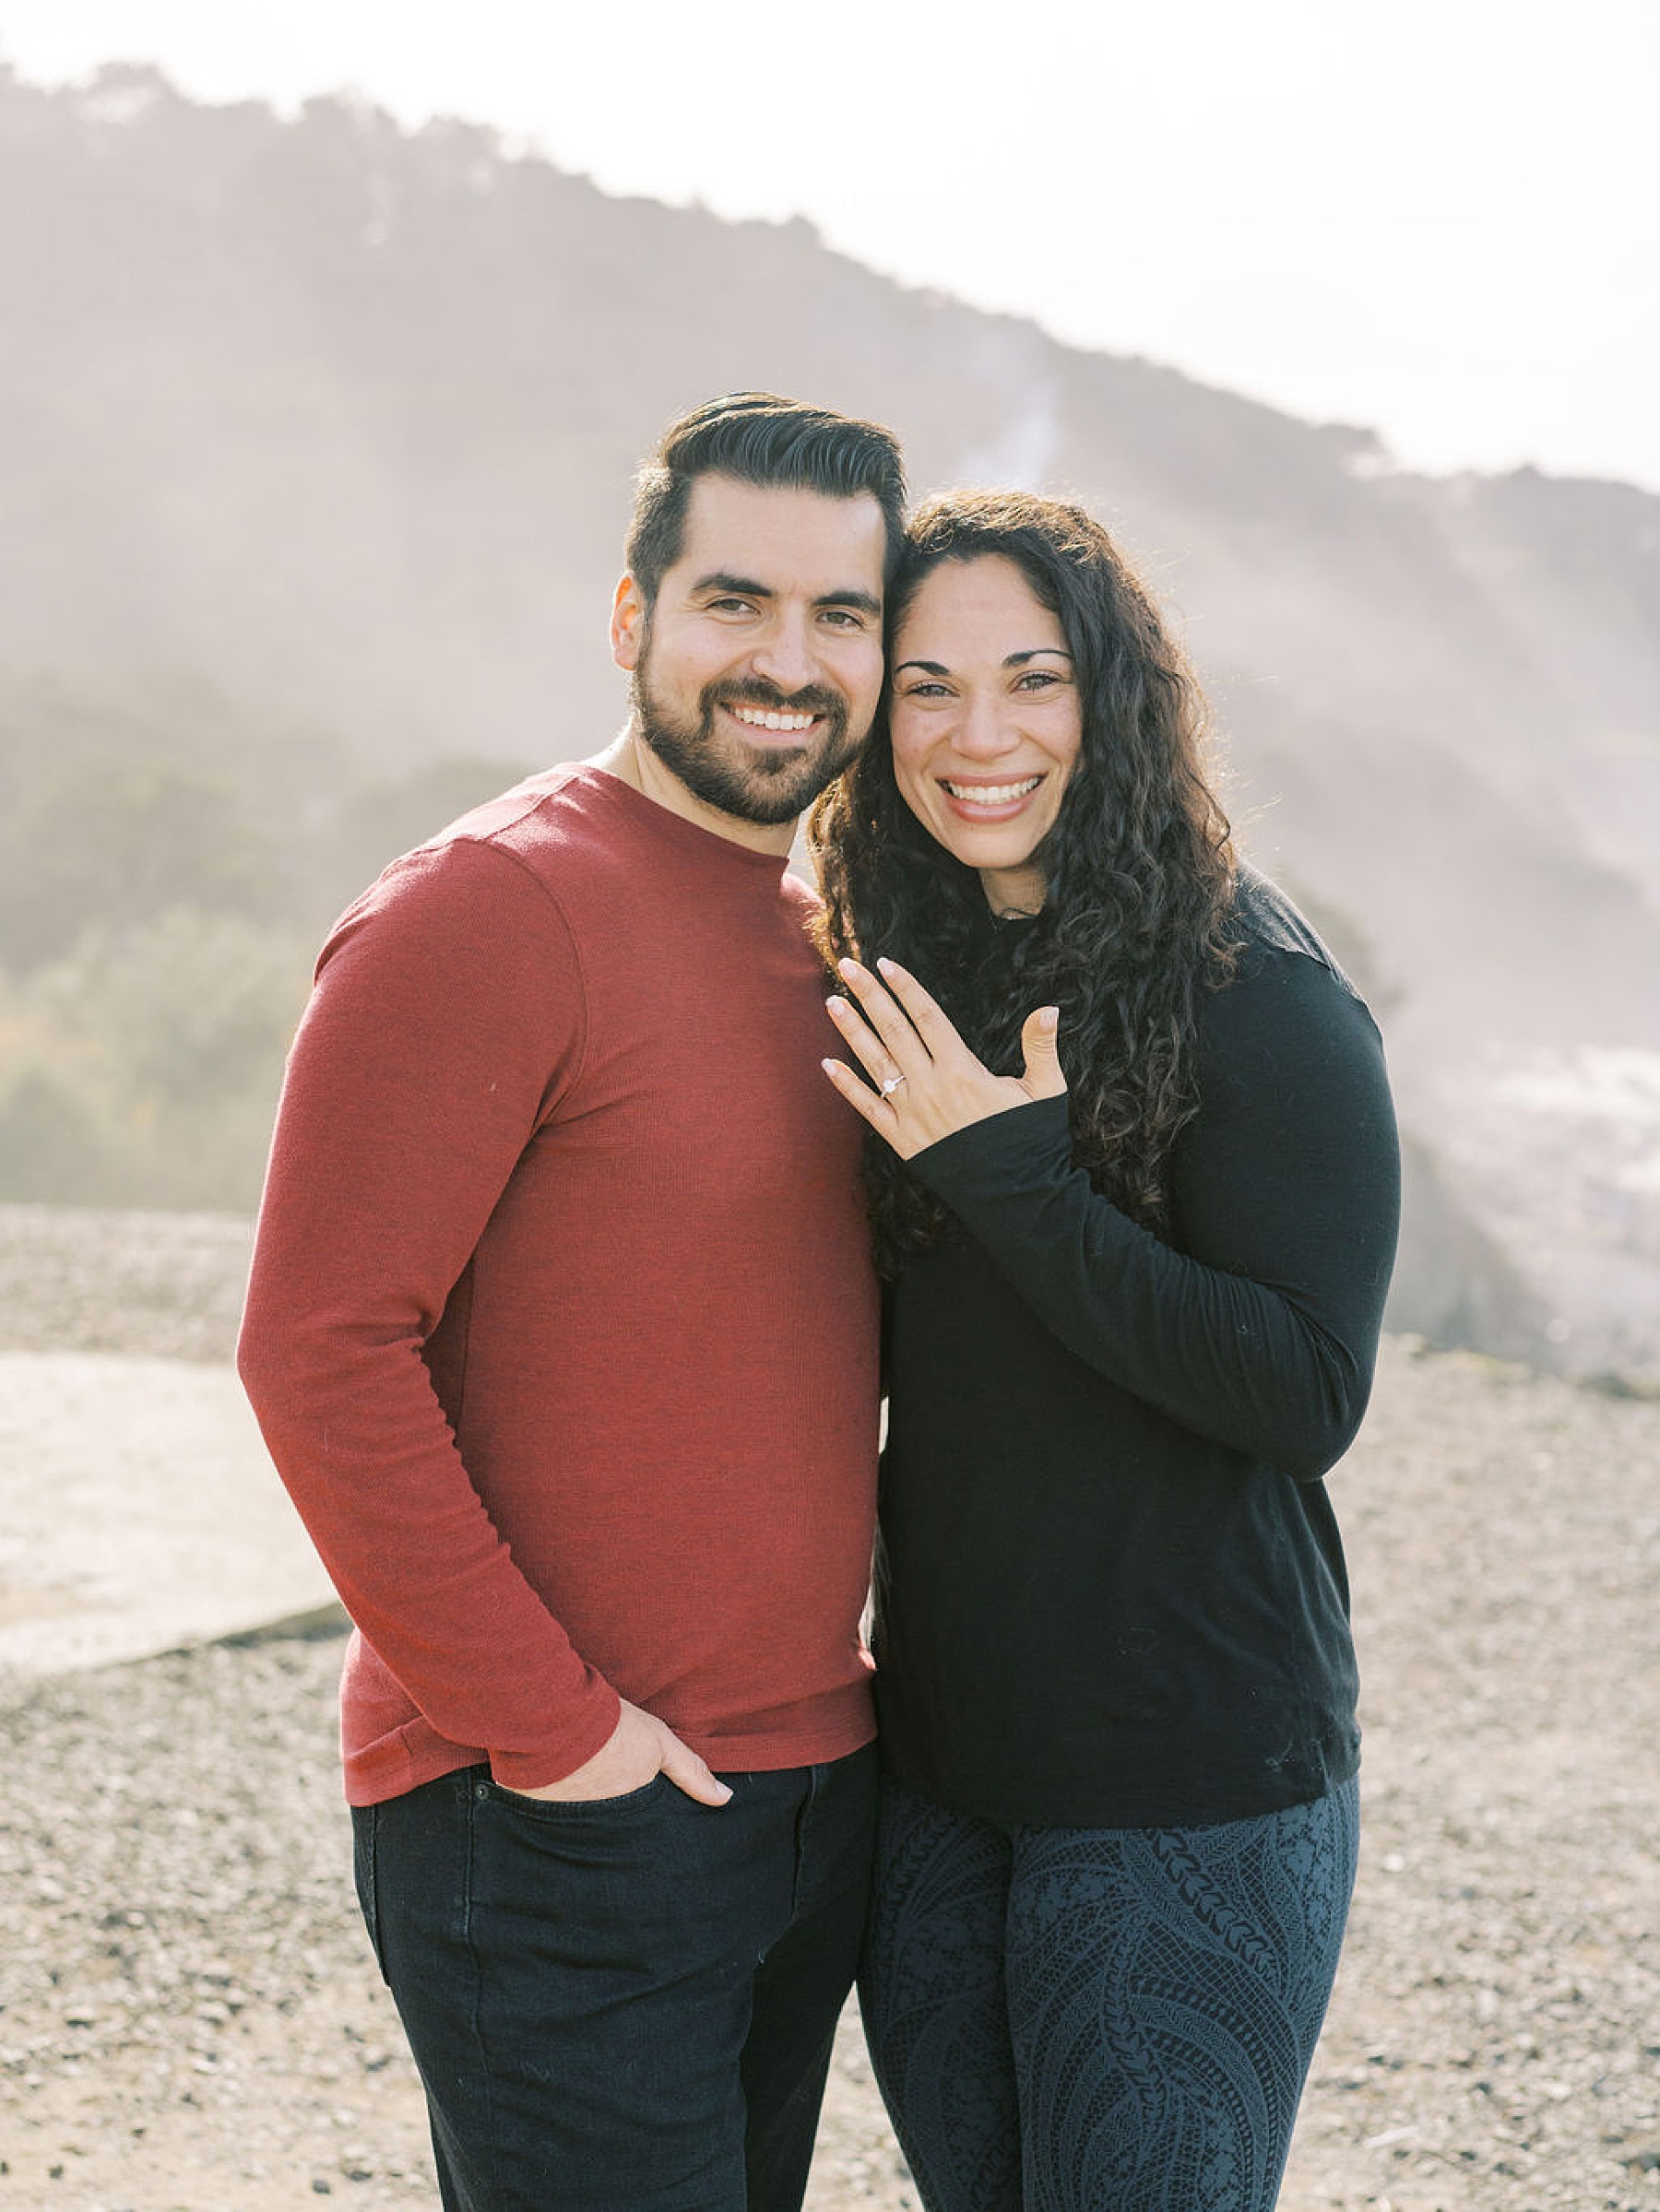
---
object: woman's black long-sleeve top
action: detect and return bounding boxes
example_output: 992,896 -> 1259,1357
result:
873,868 -> 1401,1829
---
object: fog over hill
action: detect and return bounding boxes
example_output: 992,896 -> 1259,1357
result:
3,63 -> 1656,1377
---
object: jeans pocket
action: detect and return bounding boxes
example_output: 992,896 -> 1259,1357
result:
475,1772 -> 672,1824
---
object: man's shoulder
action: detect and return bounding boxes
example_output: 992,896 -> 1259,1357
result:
421,762 -> 616,871
321,767 -> 608,966
338,765 -> 823,964
359,764 -> 633,917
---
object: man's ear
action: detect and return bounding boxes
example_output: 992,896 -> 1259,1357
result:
611,574 -> 646,671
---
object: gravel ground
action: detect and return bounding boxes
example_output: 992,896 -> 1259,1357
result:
2,1206 -> 1658,2210
0,1206 -> 252,1365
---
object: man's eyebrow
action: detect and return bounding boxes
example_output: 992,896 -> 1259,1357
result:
691,572 -> 882,619
894,647 -> 1073,675
693,571 -> 772,598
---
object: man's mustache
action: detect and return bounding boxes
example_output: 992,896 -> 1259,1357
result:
707,679 -> 844,720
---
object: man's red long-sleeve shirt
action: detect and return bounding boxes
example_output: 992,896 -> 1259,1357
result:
238,764 -> 881,1804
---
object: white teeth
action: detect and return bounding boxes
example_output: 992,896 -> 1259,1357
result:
731,705 -> 816,731
943,777 -> 1042,805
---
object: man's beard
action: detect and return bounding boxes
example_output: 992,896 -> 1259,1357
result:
630,655 -> 865,828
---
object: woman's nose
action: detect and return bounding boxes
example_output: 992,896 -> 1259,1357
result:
953,690 -> 1019,760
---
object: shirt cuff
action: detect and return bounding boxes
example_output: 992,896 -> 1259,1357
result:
909,1092 -> 1073,1207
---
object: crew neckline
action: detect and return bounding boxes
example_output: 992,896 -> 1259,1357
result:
553,762 -> 798,880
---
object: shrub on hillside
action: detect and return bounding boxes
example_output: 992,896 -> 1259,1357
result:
0,910 -> 312,1211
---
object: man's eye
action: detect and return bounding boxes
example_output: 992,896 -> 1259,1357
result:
708,597 -> 753,614
821,609 -> 864,630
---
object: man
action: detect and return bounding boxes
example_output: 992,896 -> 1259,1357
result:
237,393 -> 906,2212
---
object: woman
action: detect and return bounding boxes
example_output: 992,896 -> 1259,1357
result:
810,491 -> 1399,2212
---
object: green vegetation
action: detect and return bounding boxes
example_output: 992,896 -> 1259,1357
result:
0,670 -> 532,1210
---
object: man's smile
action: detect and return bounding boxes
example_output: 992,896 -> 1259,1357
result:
726,703 -> 822,733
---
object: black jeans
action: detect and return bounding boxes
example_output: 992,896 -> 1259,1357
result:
352,1746 -> 877,2212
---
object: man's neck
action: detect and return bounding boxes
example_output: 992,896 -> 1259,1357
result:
587,730 -> 796,858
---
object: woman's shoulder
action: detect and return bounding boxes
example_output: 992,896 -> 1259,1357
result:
1199,866 -> 1390,1076
1226,864 -> 1361,1001
1187,869 -> 1393,1134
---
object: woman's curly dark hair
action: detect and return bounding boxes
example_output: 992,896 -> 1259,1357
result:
809,489 -> 1239,1272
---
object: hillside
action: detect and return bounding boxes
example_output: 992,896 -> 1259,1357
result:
1,63 -> 1656,1372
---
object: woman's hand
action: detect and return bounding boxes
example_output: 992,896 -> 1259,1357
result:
823,957 -> 1066,1160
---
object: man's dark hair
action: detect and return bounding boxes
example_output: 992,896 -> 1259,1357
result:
625,393 -> 907,608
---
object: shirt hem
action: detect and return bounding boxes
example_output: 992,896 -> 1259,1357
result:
344,1697 -> 877,1806
878,1737 -> 1361,1832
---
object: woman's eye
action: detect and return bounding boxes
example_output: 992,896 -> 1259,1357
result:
900,681 -> 950,700
1014,670 -> 1061,692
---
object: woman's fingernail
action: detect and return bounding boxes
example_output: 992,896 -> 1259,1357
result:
1039,1005 -> 1060,1033
825,996 -> 848,1015
876,957 -> 898,976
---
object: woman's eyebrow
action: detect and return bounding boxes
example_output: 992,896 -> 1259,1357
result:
894,648 -> 1073,675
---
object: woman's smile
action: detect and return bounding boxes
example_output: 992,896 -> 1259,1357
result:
937,772 -> 1048,820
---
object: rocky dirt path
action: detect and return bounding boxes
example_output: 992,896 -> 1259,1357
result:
1,1207 -> 1657,2210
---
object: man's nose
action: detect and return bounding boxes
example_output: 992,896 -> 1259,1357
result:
748,612 -> 820,696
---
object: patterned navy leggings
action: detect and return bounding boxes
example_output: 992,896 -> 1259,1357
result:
860,1775 -> 1359,2212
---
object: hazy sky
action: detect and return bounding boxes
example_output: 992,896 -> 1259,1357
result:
5,0 -> 1657,491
